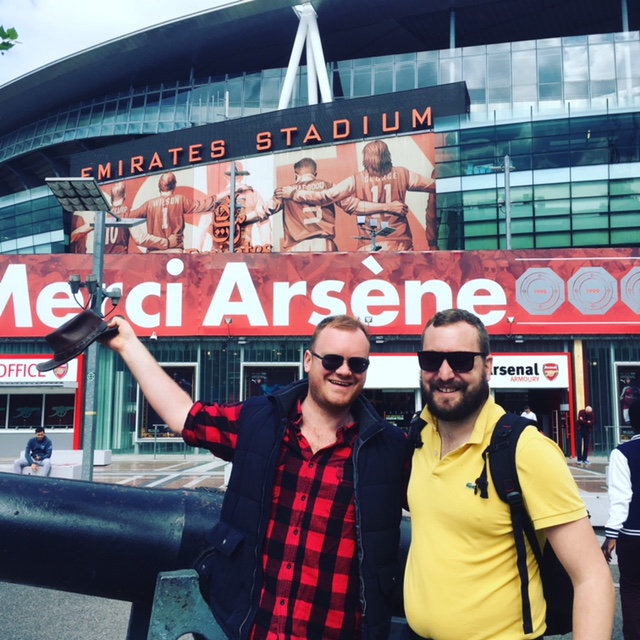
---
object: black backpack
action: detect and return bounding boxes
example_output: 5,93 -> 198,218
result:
475,413 -> 573,636
408,412 -> 573,636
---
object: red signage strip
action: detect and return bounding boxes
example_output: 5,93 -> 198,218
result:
1,248 -> 639,337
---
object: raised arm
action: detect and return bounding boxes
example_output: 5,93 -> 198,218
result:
103,317 -> 193,435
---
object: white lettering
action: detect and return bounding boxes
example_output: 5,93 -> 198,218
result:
404,280 -> 454,326
352,280 -> 399,325
166,283 -> 183,326
204,263 -> 268,326
273,281 -> 307,326
36,283 -> 78,327
309,280 -> 346,325
458,279 -> 506,325
0,264 -> 33,327
126,282 -> 162,328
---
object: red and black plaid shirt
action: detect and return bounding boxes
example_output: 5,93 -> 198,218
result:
184,400 -> 362,640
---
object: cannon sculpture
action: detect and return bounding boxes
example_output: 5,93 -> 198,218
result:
0,473 -> 410,640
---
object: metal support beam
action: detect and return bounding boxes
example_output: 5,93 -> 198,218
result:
278,3 -> 332,109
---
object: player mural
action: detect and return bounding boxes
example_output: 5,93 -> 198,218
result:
69,133 -> 437,254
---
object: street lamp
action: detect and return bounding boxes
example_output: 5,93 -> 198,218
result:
46,177 -> 145,481
489,154 -> 514,250
354,217 -> 396,251
224,163 -> 250,253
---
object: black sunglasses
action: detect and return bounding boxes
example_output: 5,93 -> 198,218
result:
310,350 -> 370,374
417,350 -> 486,373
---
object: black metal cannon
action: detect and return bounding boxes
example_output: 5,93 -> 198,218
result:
0,473 -> 410,639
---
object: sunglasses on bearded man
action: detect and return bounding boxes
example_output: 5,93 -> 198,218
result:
417,350 -> 486,373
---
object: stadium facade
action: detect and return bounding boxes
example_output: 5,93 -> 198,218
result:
0,0 -> 638,457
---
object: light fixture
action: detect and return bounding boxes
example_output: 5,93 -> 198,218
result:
514,335 -> 524,344
354,217 -> 395,251
238,337 -> 247,345
375,336 -> 385,344
150,332 -> 158,341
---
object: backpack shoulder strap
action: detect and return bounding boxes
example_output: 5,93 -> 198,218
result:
408,414 -> 426,450
478,412 -> 543,635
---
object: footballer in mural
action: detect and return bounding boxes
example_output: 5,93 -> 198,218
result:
70,133 -> 437,254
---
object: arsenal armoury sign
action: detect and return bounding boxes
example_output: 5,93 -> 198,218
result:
490,354 -> 570,389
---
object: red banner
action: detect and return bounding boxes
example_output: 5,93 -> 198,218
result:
1,248 -> 639,338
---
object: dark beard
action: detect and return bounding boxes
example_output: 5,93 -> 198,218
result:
423,377 -> 490,422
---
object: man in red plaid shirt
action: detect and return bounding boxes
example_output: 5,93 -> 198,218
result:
106,314 -> 409,640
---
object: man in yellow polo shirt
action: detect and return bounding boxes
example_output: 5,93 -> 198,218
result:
404,308 -> 614,640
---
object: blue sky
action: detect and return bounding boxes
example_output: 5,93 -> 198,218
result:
0,0 -> 237,85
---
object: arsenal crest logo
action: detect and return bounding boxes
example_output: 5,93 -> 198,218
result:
543,363 -> 559,381
53,364 -> 69,379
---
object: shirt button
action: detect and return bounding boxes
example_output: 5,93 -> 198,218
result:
301,495 -> 307,502
308,462 -> 314,468
280,599 -> 285,606
287,563 -> 292,569
294,529 -> 299,536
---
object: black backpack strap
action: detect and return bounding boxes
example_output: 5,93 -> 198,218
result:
480,413 -> 542,635
408,414 -> 426,450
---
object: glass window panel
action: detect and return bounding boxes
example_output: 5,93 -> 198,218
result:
572,181 -> 608,197
573,230 -> 608,245
464,220 -> 498,237
616,41 -> 640,79
563,45 -> 588,82
610,196 -> 640,212
487,53 -> 510,87
417,60 -> 438,87
0,394 -> 6,428
611,229 -> 640,244
8,394 -> 43,429
511,203 -> 533,218
465,237 -> 499,250
534,185 -> 570,203
565,81 -> 588,99
610,211 -> 640,227
535,216 -> 570,232
538,48 -> 562,83
533,119 -> 569,137
533,151 -> 569,169
610,178 -> 640,196
513,84 -> 538,102
44,394 -> 75,429
512,218 -> 534,233
395,63 -> 415,91
536,232 -> 571,247
572,213 -> 609,230
534,199 -> 571,216
373,66 -> 393,95
354,70 -> 373,97
463,56 -> 486,90
589,44 -> 615,80
440,57 -> 461,83
261,76 -> 281,107
436,161 -> 460,178
539,83 -> 563,100
487,86 -> 510,103
463,190 -> 498,206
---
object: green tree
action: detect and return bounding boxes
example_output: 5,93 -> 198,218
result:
0,26 -> 19,55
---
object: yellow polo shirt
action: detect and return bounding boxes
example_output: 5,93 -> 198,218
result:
404,396 -> 587,640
